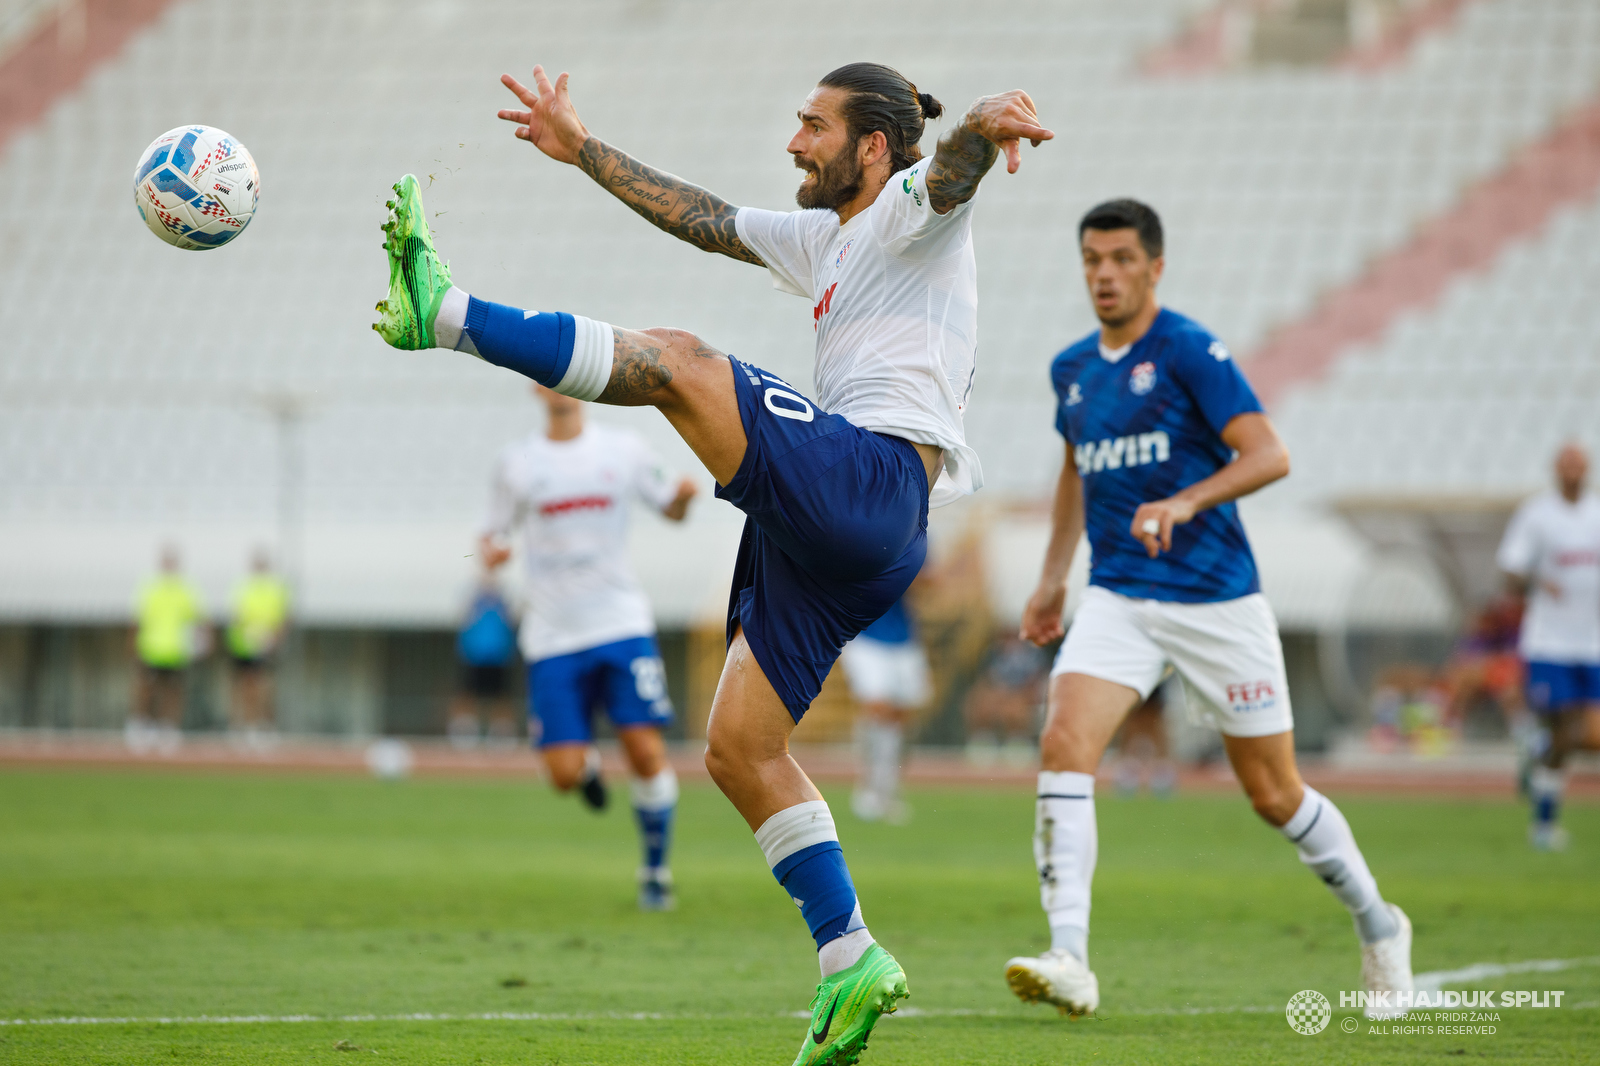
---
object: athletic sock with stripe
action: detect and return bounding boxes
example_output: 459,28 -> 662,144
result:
1035,770 -> 1096,964
1280,785 -> 1398,944
430,286 -> 614,401
756,800 -> 874,977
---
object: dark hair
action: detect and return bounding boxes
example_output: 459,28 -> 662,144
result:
817,62 -> 943,175
1079,199 -> 1164,259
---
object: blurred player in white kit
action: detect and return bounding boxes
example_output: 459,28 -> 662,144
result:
841,592 -> 930,824
1497,441 -> 1600,851
481,384 -> 697,909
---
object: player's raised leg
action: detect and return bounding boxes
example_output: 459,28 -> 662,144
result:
373,174 -> 748,484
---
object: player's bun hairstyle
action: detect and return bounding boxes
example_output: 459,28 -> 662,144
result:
818,62 -> 943,175
1079,199 -> 1164,259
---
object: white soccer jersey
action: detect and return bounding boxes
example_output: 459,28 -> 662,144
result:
735,163 -> 980,506
483,423 -> 680,662
1496,490 -> 1600,663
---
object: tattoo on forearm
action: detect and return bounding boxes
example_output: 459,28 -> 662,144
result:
927,113 -> 999,215
576,138 -> 764,265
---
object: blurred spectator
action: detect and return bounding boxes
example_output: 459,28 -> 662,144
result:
226,549 -> 289,750
128,545 -> 206,754
1367,662 -> 1452,756
964,635 -> 1048,765
1441,594 -> 1525,735
1111,686 -> 1176,796
841,592 -> 930,824
447,569 -> 520,748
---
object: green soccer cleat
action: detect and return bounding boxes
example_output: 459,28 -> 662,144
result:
790,943 -> 908,1066
373,174 -> 451,350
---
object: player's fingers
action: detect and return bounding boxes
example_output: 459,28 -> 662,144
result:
502,73 -> 537,106
515,126 -> 530,140
555,71 -> 571,104
532,64 -> 554,97
497,109 -> 532,124
1160,516 -> 1174,553
1003,138 -> 1020,173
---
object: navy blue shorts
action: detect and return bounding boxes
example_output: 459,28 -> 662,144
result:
715,359 -> 929,722
1525,660 -> 1600,715
526,636 -> 674,747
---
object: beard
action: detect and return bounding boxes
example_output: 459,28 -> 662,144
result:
794,150 -> 863,212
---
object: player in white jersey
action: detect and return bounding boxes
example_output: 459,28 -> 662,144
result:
1496,442 -> 1600,851
481,385 -> 696,909
1003,200 -> 1410,1020
374,60 -> 1050,1064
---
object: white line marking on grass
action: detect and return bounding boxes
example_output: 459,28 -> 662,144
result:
6,959 -> 1597,1030
1412,956 -> 1600,994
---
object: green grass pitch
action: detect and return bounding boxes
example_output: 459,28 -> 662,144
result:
1,767 -> 1595,1064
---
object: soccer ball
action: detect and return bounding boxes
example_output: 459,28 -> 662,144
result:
133,125 -> 259,250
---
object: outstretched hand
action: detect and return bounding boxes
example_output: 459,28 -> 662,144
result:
498,65 -> 590,163
966,90 -> 1053,173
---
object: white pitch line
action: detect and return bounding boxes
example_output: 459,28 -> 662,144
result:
1412,956 -> 1600,994
6,958 -> 1598,1030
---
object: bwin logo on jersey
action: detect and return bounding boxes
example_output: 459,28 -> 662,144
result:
1074,430 -> 1170,475
1129,361 -> 1157,395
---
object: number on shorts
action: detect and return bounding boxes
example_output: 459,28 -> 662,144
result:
763,387 -> 815,422
630,656 -> 668,702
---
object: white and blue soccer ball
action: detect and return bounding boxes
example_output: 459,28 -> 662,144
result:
133,125 -> 259,250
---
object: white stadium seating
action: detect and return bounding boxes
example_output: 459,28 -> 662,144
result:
0,0 -> 1597,626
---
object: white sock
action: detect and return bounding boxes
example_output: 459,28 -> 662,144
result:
629,766 -> 679,811
1281,786 -> 1396,943
860,719 -> 903,803
1035,770 -> 1096,963
554,315 -> 615,401
818,922 -> 874,977
432,285 -> 477,354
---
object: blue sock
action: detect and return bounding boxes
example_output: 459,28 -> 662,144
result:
773,842 -> 859,948
635,804 -> 674,871
1530,766 -> 1563,827
463,296 -> 575,385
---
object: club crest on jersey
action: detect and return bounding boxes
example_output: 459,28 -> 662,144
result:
835,239 -> 855,269
1129,361 -> 1157,396
1064,382 -> 1083,407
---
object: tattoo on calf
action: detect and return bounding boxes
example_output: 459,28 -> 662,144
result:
577,139 -> 764,265
927,108 -> 1000,215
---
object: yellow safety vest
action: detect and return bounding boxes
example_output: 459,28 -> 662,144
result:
227,574 -> 290,658
136,575 -> 204,668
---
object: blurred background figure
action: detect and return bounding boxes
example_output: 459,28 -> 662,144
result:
1442,594 -> 1526,739
225,548 -> 289,750
483,384 -> 697,911
128,544 -> 206,755
963,635 -> 1049,766
1496,441 -> 1600,851
841,592 -> 931,824
1111,685 -> 1177,797
447,567 -> 520,749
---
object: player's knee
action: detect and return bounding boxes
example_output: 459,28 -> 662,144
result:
1246,785 -> 1298,827
639,326 -> 703,354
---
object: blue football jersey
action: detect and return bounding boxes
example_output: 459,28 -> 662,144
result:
1051,308 -> 1263,603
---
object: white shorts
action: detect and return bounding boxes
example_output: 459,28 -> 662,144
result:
1051,586 -> 1293,738
841,636 -> 931,709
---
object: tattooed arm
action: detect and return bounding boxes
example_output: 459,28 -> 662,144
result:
926,90 -> 1055,215
498,65 -> 763,264
575,138 -> 763,264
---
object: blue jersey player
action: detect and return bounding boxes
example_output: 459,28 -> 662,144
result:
373,60 -> 1052,1064
1002,200 -> 1413,1021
